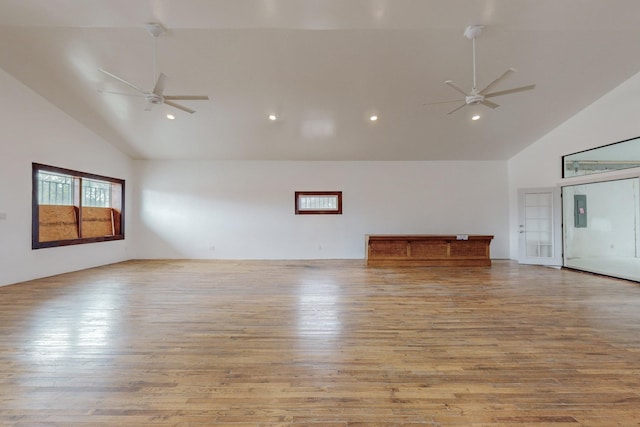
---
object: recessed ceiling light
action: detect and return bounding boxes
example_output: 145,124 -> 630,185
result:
268,114 -> 277,121
370,115 -> 378,122
166,114 -> 175,120
472,114 -> 480,121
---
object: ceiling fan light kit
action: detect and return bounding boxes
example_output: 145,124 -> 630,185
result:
99,22 -> 209,114
144,22 -> 166,38
463,25 -> 484,40
429,25 -> 536,115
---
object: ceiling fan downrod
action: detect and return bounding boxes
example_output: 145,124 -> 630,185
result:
144,22 -> 166,84
464,25 -> 484,93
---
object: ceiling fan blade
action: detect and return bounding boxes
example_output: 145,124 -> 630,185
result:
153,73 -> 166,96
481,99 -> 500,109
98,89 -> 144,98
479,68 -> 516,95
445,80 -> 469,97
99,68 -> 146,94
484,84 -> 536,99
164,95 -> 210,101
447,103 -> 468,115
423,98 -> 464,106
98,89 -> 146,97
165,100 -> 196,114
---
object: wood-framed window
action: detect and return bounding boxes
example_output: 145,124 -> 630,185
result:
295,191 -> 342,215
32,163 -> 125,249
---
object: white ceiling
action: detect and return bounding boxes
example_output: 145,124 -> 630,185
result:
1,0 -> 640,161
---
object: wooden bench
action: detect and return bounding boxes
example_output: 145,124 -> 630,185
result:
366,234 -> 493,267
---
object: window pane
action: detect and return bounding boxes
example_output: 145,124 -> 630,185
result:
295,191 -> 342,215
37,172 -> 73,205
83,178 -> 111,207
563,135 -> 640,177
299,195 -> 337,210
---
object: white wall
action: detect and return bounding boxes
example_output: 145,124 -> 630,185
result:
134,160 -> 509,260
508,71 -> 640,259
0,68 -> 133,287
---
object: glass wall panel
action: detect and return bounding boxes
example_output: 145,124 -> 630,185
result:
562,177 -> 640,282
563,135 -> 640,177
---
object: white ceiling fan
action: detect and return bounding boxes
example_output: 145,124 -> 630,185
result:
99,22 -> 209,114
430,25 -> 535,115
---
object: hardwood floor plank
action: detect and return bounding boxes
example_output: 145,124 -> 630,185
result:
1,260 -> 640,426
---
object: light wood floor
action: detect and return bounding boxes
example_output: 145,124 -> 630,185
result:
566,256 -> 640,283
1,260 -> 640,426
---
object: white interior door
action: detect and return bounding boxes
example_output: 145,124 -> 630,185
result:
518,187 -> 562,266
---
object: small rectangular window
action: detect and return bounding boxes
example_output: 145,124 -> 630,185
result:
32,163 -> 125,249
295,191 -> 342,215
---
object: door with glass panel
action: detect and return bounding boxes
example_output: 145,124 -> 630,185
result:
518,187 -> 562,266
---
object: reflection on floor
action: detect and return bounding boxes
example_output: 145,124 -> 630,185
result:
566,257 -> 640,282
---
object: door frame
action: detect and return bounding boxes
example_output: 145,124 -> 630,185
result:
517,187 -> 563,266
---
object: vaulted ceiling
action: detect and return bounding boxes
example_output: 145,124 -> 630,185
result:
1,0 -> 640,160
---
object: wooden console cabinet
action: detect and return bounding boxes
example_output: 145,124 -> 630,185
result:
366,235 -> 493,267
